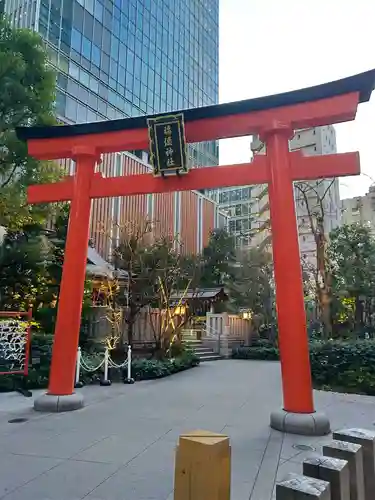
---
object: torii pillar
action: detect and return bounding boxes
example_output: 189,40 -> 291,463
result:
17,69 -> 375,434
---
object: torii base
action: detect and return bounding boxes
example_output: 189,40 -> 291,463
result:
270,409 -> 331,436
34,392 -> 84,413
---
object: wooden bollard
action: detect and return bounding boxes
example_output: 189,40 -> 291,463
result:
303,456 -> 350,500
174,430 -> 231,500
333,428 -> 375,500
323,441 -> 365,500
276,473 -> 330,499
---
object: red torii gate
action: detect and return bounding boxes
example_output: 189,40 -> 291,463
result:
17,69 -> 375,434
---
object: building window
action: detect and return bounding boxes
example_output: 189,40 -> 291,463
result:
71,28 -> 82,52
82,36 -> 91,59
92,44 -> 101,67
66,97 -> 77,121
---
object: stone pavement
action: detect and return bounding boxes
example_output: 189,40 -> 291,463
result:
0,360 -> 375,500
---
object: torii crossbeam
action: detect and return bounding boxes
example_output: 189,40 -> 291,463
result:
17,69 -> 375,434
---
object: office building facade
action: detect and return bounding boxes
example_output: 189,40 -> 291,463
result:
205,186 -> 252,248
86,152 -> 228,258
4,0 -> 222,258
4,0 -> 219,167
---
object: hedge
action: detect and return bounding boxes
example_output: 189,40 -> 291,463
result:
232,340 -> 375,395
0,336 -> 200,392
128,350 -> 200,381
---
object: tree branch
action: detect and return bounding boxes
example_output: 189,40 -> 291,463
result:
0,163 -> 18,188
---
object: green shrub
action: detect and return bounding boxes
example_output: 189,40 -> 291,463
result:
232,345 -> 280,361
127,349 -> 200,381
309,340 -> 375,395
231,340 -> 375,395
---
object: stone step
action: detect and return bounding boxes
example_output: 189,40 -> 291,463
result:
182,340 -> 202,347
199,354 -> 222,362
194,347 -> 215,354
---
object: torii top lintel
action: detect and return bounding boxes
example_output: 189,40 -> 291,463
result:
16,69 -> 375,161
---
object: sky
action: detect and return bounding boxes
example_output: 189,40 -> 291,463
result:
218,0 -> 375,200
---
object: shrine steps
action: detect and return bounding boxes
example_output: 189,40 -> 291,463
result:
182,338 -> 222,362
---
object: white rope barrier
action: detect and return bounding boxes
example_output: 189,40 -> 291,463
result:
75,345 -> 134,387
108,356 -> 128,369
80,353 -> 106,372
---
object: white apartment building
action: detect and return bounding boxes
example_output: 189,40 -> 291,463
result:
250,126 -> 341,263
211,127 -> 340,263
341,185 -> 375,236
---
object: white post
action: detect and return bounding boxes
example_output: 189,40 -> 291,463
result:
127,345 -> 132,380
222,324 -> 230,358
75,346 -> 81,385
103,347 -> 109,382
100,346 -> 111,386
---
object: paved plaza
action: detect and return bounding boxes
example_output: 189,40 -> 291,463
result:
0,360 -> 375,500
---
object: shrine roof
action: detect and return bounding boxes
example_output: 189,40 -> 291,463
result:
170,287 -> 229,302
17,69 -> 375,142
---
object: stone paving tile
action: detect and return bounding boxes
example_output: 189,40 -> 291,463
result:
0,360 -> 375,500
0,453 -> 62,498
249,430 -> 284,500
0,427 -> 111,460
86,465 -> 174,500
1,460 -> 119,500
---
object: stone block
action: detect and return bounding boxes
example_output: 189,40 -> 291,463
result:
276,473 -> 330,499
323,440 -> 365,500
174,430 -> 231,500
303,456 -> 350,500
333,428 -> 375,500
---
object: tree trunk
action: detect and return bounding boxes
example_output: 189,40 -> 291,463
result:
321,302 -> 332,339
354,296 -> 364,333
318,289 -> 332,339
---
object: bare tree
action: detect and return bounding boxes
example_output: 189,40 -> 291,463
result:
94,276 -> 123,351
295,179 -> 336,338
148,240 -> 202,358
228,247 -> 274,340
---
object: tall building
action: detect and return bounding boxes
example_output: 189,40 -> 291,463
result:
341,185 -> 375,236
249,126 -> 341,262
4,0 -> 222,258
205,186 -> 252,248
4,0 -> 219,167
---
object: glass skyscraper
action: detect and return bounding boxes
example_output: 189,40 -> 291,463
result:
5,0 -> 219,166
